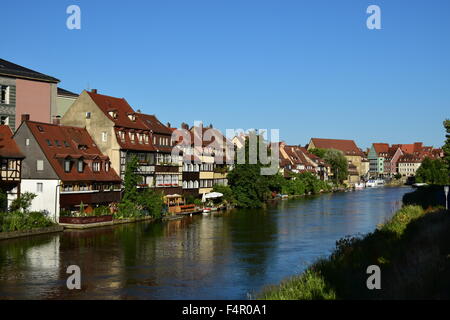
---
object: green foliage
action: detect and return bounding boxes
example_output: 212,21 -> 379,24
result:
260,269 -> 337,300
309,148 -> 327,159
443,119 -> 450,170
415,157 -> 450,185
212,185 -> 236,205
122,156 -> 140,203
403,185 -> 447,209
227,132 -> 275,208
9,192 -> 37,213
281,172 -> 331,196
0,211 -> 54,233
323,149 -> 349,183
0,189 -> 7,212
138,188 -> 164,219
394,173 -> 402,180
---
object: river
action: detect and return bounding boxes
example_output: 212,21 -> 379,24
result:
0,186 -> 411,300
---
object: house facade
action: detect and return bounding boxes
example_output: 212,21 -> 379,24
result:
0,125 -> 24,211
61,90 -> 182,195
14,119 -> 122,221
278,143 -> 329,180
56,88 -> 78,118
307,138 -> 364,183
0,58 -> 59,132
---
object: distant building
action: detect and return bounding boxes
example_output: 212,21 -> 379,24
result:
56,87 -> 78,118
0,58 -> 59,131
278,142 -> 329,180
0,125 -> 24,211
307,138 -> 364,183
14,118 -> 122,221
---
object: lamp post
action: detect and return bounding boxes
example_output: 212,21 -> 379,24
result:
445,186 -> 449,211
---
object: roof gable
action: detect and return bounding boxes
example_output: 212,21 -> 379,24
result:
0,58 -> 59,83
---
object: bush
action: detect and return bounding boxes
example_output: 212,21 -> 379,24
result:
9,192 -> 37,213
0,211 -> 54,233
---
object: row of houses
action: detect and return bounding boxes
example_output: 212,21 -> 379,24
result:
0,58 -> 444,220
0,59 -> 233,219
368,142 -> 443,178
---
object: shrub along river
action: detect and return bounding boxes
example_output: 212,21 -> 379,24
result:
0,186 -> 411,300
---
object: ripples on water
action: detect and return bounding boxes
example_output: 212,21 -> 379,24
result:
0,186 -> 411,300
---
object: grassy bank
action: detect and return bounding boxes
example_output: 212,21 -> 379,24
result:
259,204 -> 450,299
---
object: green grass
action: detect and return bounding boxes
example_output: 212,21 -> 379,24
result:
259,205 -> 450,300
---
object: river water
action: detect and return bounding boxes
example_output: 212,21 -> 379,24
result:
0,186 -> 411,300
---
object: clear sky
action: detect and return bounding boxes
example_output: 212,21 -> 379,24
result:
2,0 -> 449,150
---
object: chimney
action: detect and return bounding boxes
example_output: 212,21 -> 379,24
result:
181,122 -> 189,130
52,116 -> 61,125
167,122 -> 171,128
21,114 -> 30,122
91,89 -> 98,94
209,123 -> 213,129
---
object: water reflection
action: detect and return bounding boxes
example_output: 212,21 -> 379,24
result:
0,187 -> 410,300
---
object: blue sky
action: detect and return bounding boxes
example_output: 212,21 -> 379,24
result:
2,0 -> 449,149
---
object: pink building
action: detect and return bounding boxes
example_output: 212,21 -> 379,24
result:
0,58 -> 59,131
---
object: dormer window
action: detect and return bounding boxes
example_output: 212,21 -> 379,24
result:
105,162 -> 110,172
144,134 -> 149,144
93,162 -> 101,172
129,132 -> 135,142
109,111 -> 118,119
128,113 -> 136,121
77,160 -> 84,173
64,160 -> 71,173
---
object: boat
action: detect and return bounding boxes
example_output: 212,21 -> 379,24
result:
376,179 -> 385,186
203,208 -> 211,215
366,180 -> 377,187
412,183 -> 428,188
354,182 -> 365,189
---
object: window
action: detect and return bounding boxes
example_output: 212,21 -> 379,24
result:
55,140 -> 61,147
36,183 -> 43,193
1,86 -> 9,104
64,160 -> 71,172
172,175 -> 178,186
93,162 -> 100,172
105,162 -> 110,172
77,160 -> 84,173
0,115 -> 9,125
156,175 -> 164,186
63,141 -> 70,147
46,139 -> 53,146
86,112 -> 91,119
101,132 -> 108,142
36,160 -> 44,171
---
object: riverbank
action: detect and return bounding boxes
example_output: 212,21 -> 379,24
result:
259,204 -> 450,299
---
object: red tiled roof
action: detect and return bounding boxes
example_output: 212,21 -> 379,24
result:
373,143 -> 389,154
137,113 -> 172,135
25,121 -> 121,182
310,138 -> 363,156
0,125 -> 25,159
87,91 -> 148,130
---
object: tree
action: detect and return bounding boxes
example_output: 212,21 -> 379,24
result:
443,119 -> 450,170
415,157 -> 449,185
227,132 -> 274,208
323,149 -> 349,184
309,148 -> 327,159
212,185 -> 236,205
122,156 -> 140,203
9,192 -> 37,213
